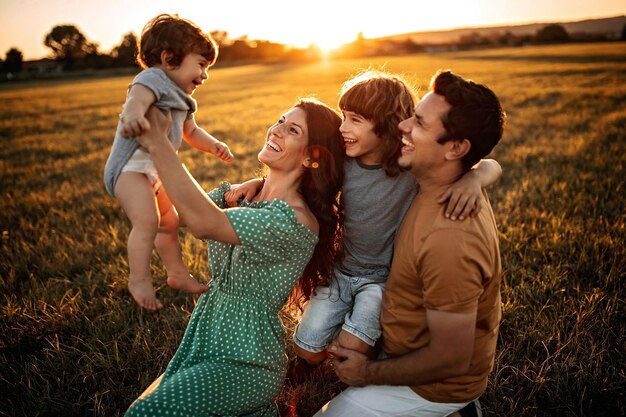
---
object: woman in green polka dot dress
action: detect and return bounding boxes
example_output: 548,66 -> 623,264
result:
124,99 -> 345,416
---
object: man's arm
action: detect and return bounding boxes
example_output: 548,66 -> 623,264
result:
331,308 -> 476,387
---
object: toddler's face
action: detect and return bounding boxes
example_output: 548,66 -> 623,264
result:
165,53 -> 210,95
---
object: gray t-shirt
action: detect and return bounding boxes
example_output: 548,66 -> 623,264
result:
338,158 -> 419,280
103,67 -> 197,196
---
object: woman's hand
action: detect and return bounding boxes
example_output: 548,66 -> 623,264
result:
134,106 -> 173,151
120,114 -> 151,138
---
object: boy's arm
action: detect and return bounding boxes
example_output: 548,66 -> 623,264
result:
120,84 -> 156,138
468,158 -> 502,187
183,118 -> 234,162
438,158 -> 502,221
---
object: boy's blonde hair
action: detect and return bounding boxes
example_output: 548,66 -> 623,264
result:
339,70 -> 415,176
138,14 -> 218,69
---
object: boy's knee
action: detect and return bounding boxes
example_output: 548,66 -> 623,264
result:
294,345 -> 327,364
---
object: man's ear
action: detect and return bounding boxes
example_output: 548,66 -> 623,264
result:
445,138 -> 471,161
160,50 -> 175,68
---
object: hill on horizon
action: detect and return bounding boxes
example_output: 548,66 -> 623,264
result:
375,15 -> 626,44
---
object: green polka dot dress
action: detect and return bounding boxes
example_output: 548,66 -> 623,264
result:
126,182 -> 318,417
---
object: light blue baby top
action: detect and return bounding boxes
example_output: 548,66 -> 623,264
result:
103,67 -> 196,196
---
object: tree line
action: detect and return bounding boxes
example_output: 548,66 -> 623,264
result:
0,24 -> 322,77
2,23 -> 626,77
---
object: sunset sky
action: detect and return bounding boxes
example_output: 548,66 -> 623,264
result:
1,0 -> 624,60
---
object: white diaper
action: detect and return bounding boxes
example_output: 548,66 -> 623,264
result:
121,149 -> 162,193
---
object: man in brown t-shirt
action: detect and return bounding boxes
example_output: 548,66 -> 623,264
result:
316,70 -> 506,417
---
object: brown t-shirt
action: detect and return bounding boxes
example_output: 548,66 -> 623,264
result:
381,185 -> 502,403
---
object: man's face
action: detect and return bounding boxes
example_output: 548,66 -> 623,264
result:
398,92 -> 451,176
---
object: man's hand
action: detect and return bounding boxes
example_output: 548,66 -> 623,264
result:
328,345 -> 372,387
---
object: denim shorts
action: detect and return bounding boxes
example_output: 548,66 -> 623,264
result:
293,269 -> 385,352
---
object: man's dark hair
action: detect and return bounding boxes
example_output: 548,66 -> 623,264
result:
432,70 -> 506,170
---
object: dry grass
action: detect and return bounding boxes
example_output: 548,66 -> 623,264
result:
1,42 -> 625,416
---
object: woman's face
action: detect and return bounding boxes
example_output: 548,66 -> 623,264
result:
258,107 -> 310,170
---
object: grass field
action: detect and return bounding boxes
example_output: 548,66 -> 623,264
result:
1,42 -> 625,416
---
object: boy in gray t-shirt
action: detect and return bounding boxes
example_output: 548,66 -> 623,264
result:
103,14 -> 233,310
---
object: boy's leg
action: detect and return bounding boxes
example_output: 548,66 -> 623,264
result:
333,330 -> 373,356
334,280 -> 384,355
294,275 -> 352,365
153,188 -> 208,294
115,172 -> 163,310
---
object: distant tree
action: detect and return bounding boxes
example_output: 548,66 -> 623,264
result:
4,47 -> 24,73
112,32 -> 139,67
210,30 -> 229,47
621,23 -> 626,41
44,24 -> 93,68
497,31 -> 522,46
536,24 -> 570,43
81,41 -> 115,70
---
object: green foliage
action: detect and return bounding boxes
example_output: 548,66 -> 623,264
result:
112,32 -> 139,68
536,24 -> 571,43
3,47 -> 24,73
44,25 -> 97,69
1,42 -> 625,416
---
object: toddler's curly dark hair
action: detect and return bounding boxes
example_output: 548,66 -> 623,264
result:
138,14 -> 218,69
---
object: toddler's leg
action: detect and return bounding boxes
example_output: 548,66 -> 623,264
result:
154,188 -> 208,294
115,172 -> 163,310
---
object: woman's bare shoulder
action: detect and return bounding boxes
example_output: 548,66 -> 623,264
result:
291,203 -> 319,236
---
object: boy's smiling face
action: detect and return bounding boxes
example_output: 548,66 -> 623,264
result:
162,52 -> 209,95
340,110 -> 385,166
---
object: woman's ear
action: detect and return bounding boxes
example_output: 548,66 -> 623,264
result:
302,157 -> 311,168
445,138 -> 471,161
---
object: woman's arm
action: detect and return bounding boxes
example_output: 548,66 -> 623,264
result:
138,107 -> 240,244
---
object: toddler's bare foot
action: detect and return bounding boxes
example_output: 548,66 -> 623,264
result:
128,278 -> 163,310
167,274 -> 208,294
